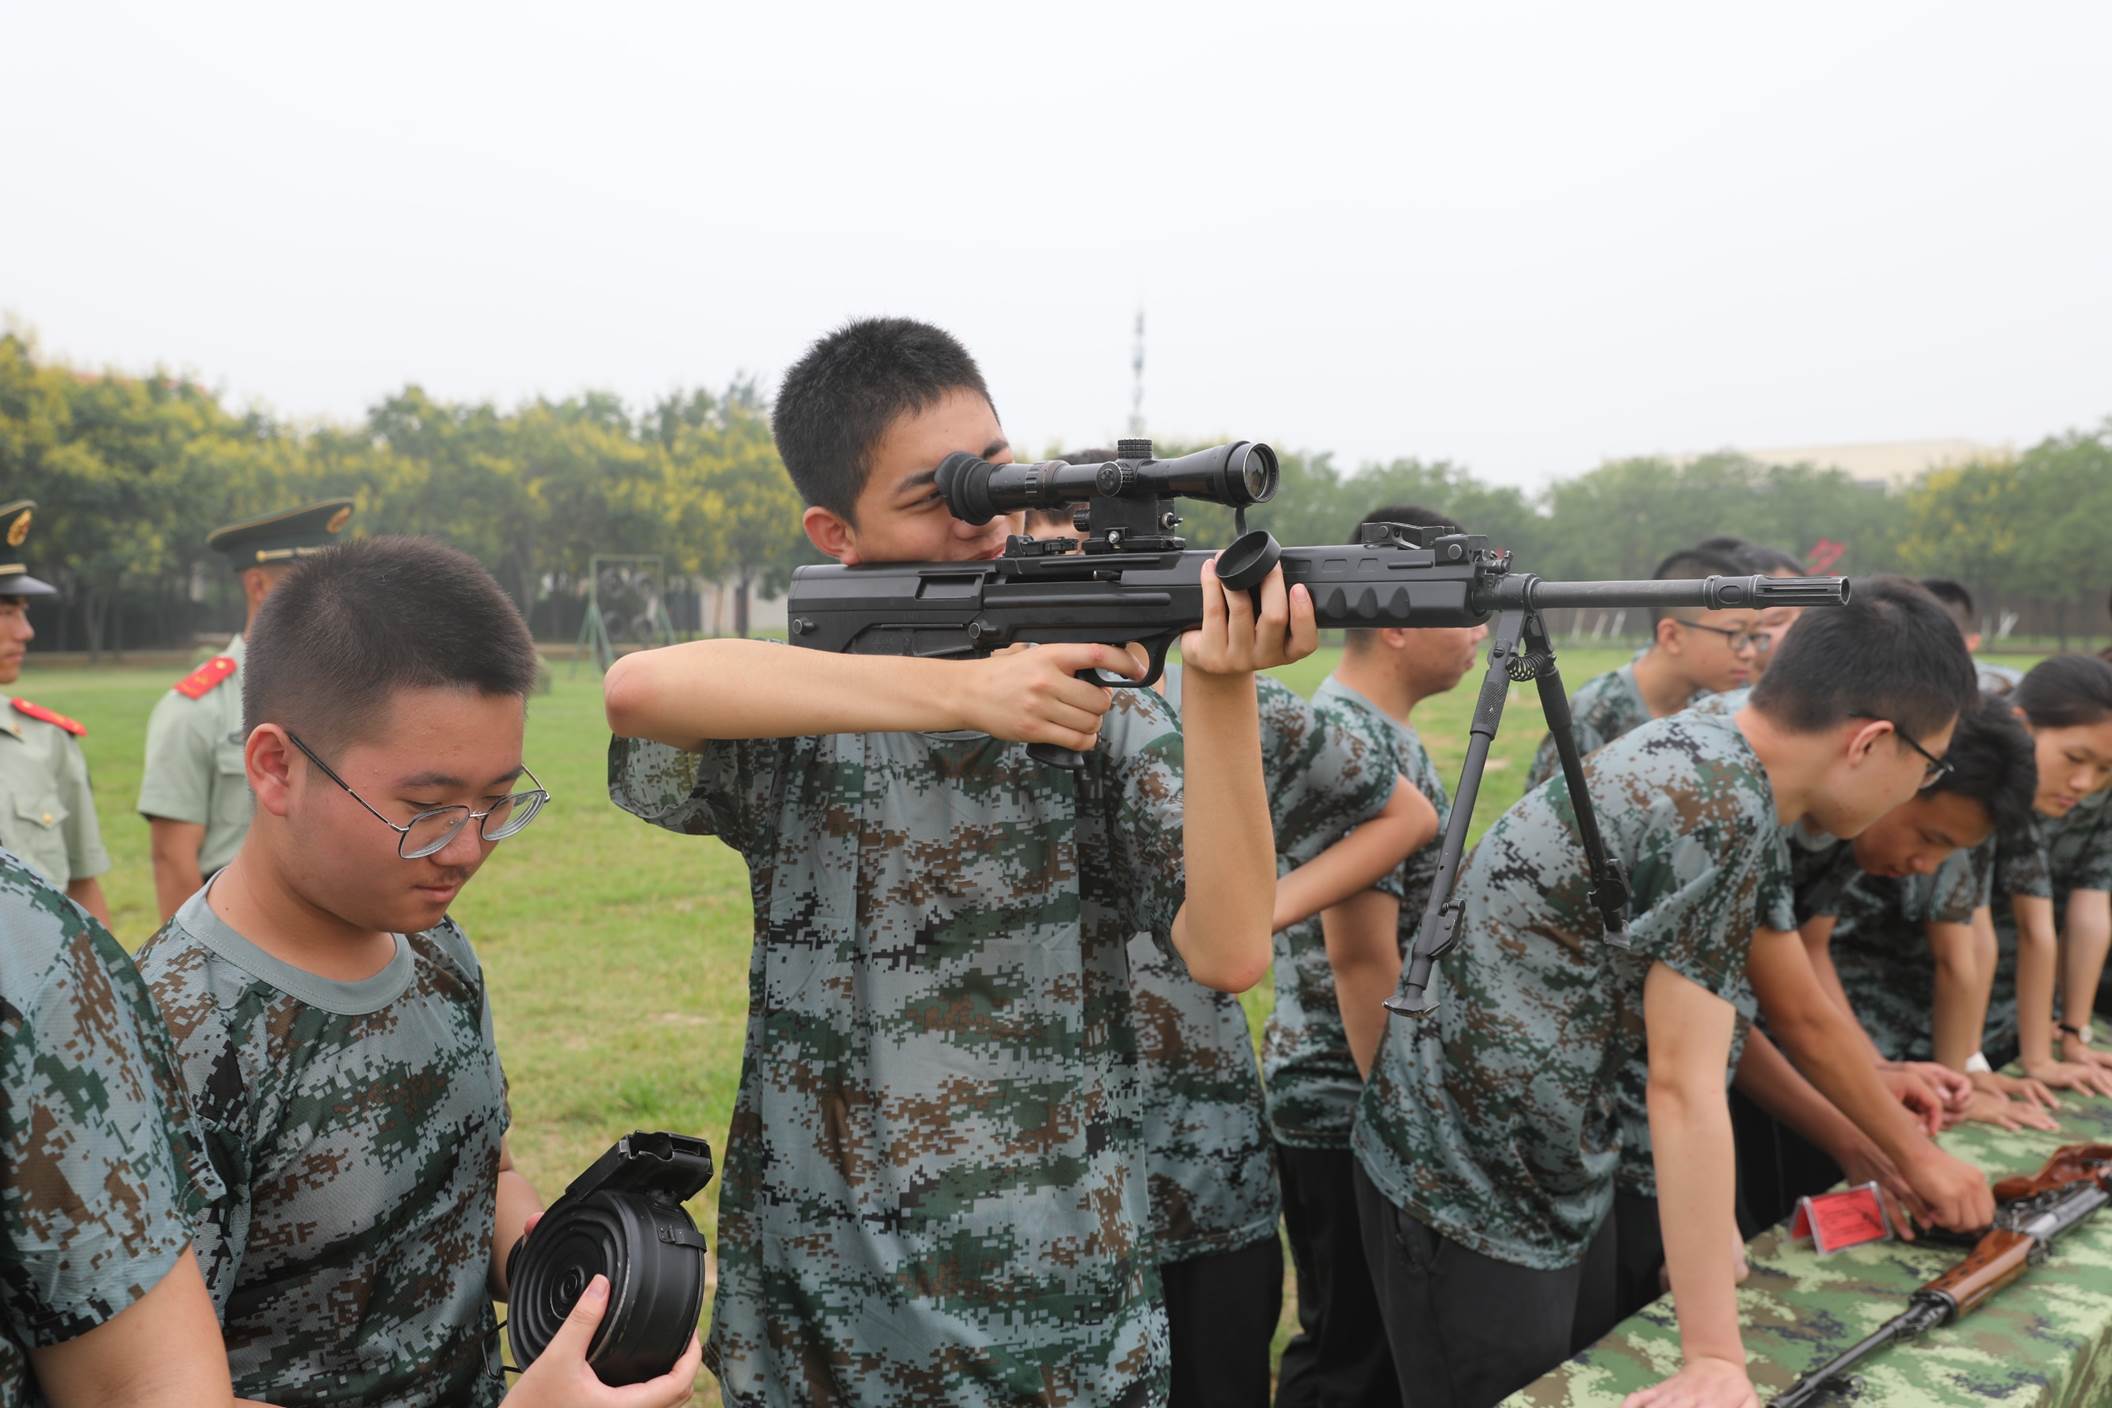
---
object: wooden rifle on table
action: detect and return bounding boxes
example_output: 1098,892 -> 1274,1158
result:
1770,1143 -> 2112,1406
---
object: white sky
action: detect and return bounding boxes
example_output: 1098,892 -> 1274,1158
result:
5,1 -> 2108,489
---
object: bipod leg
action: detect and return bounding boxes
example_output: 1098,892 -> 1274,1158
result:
1525,610 -> 1630,938
1387,608 -> 1526,1017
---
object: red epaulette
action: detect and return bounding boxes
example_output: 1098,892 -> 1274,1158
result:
173,655 -> 238,700
10,698 -> 86,737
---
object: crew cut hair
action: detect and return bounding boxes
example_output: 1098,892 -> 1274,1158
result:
1697,535 -> 1803,578
772,317 -> 996,523
1918,578 -> 1976,638
1344,504 -> 1462,652
1932,691 -> 2039,838
2013,654 -> 2112,731
244,536 -> 540,747
1749,576 -> 1977,740
1649,545 -> 1745,625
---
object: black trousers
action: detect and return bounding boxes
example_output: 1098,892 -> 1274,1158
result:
1163,1234 -> 1284,1408
1352,1161 -> 1615,1408
1275,1144 -> 1400,1408
1729,1087 -> 1842,1235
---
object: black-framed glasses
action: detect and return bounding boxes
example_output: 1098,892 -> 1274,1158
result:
285,731 -> 550,859
1848,711 -> 1953,790
1673,619 -> 1764,654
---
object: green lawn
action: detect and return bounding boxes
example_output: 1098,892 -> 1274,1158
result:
24,640 -> 2044,1399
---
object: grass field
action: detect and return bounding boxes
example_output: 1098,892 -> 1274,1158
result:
23,640 -> 2045,1399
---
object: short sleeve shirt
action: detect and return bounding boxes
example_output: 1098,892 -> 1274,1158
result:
608,686 -> 1189,1407
1829,840 -> 1993,1062
1128,671 -> 1392,1262
136,887 -> 511,1407
1262,676 -> 1450,1150
0,705 -> 110,889
137,635 -> 253,875
1525,663 -> 1652,791
1,848 -> 220,1402
1352,710 -> 1786,1269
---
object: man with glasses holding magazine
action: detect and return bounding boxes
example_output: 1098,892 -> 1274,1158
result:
136,537 -> 700,1407
1525,545 -> 1763,788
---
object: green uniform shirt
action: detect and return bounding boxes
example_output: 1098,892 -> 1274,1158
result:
137,635 -> 252,876
610,687 -> 1190,1407
1829,840 -> 1993,1062
1,848 -> 220,1402
1134,670 -> 1393,1263
1261,676 -> 1449,1150
1352,710 -> 1788,1269
137,887 -> 511,1407
1986,788 -> 2112,1055
1524,661 -> 1652,791
0,703 -> 109,890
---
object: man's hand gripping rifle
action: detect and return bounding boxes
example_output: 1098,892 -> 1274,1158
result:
783,438 -> 1848,1014
1771,1144 -> 2112,1406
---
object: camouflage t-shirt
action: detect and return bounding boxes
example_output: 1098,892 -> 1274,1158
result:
1262,675 -> 1449,1150
1130,670 -> 1392,1262
1829,841 -> 1993,1062
610,688 -> 1191,1407
1352,710 -> 1788,1269
1,849 -> 221,1403
137,886 -> 511,1407
1986,789 -> 2112,1054
1524,661 -> 1652,791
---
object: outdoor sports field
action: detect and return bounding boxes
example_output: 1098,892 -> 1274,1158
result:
35,642 -> 2041,1397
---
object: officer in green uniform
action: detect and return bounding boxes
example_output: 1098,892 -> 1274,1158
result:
0,499 -> 112,926
137,498 -> 353,919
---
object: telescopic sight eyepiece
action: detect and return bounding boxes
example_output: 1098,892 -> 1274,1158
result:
936,440 -> 1277,525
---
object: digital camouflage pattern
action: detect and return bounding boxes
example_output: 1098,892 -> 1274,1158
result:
1987,790 -> 2112,1054
1353,709 -> 1788,1269
136,634 -> 253,876
610,686 -> 1190,1407
1261,675 -> 1448,1150
1829,840 -> 1994,1063
1511,1088 -> 2112,1407
137,887 -> 510,1407
1525,662 -> 1654,791
0,848 -> 220,1403
0,703 -> 110,890
1132,670 -> 1393,1262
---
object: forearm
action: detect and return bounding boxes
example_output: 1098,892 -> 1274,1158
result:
1929,915 -> 1995,1070
1323,889 -> 1404,1077
1801,918 -> 1858,1022
604,640 -> 973,744
1649,1072 -> 1744,1366
2061,893 -> 2111,1033
1271,778 -> 1433,931
1732,1030 -> 1864,1162
490,1167 -> 543,1300
1771,988 -> 1934,1167
2012,896 -> 2060,1067
149,830 -> 205,920
1168,672 -> 1273,992
66,878 -> 113,930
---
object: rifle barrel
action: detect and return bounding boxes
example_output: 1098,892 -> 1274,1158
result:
1519,575 -> 1851,611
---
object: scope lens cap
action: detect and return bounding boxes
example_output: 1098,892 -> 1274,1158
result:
1217,529 -> 1283,594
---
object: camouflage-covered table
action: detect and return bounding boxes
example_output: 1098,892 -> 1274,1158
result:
1510,1091 -> 2112,1407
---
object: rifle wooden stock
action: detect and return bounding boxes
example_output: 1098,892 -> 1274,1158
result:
1926,1227 -> 2034,1315
1991,1143 -> 2112,1202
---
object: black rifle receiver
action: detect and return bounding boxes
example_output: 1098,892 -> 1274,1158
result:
785,438 -> 1848,1015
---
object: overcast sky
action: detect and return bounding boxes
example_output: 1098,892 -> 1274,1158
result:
5,1 -> 2108,489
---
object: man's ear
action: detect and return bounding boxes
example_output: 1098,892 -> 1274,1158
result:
246,724 -> 298,817
802,505 -> 857,565
1842,714 -> 1892,769
1652,617 -> 1681,653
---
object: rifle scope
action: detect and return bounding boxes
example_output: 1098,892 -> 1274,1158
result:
937,439 -> 1278,526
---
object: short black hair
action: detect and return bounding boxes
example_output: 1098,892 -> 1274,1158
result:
1918,578 -> 1976,638
772,318 -> 995,523
1749,575 -> 1977,739
1932,690 -> 2039,837
1354,504 -> 1463,541
1649,546 -> 1745,625
2013,654 -> 2112,731
1697,535 -> 1803,577
245,536 -> 540,747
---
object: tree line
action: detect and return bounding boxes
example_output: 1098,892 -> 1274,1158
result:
3,329 -> 2105,655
